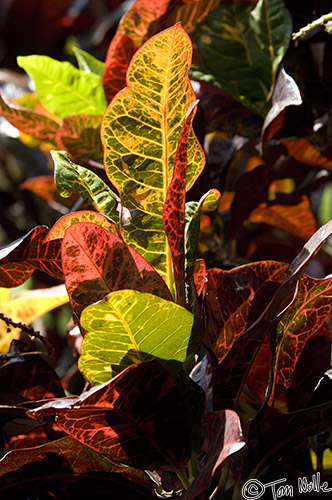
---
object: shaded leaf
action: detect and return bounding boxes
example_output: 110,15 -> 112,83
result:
0,437 -> 154,500
0,89 -> 59,141
0,226 -> 63,287
52,150 -> 120,226
62,222 -> 172,317
204,261 -> 288,362
274,274 -> 332,389
46,211 -> 117,241
80,290 -> 194,383
17,55 -> 106,118
55,114 -> 103,164
262,66 -> 302,143
240,400 -> 332,479
195,0 -> 292,114
163,101 -> 198,305
21,175 -> 78,210
102,23 -> 205,288
194,259 -> 206,297
29,360 -> 192,471
249,195 -> 317,240
280,137 -> 332,172
183,410 -> 244,500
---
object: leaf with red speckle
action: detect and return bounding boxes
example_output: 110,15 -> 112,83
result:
46,211 -> 118,241
55,114 -> 103,164
280,137 -> 332,171
249,195 -> 317,240
274,274 -> 332,390
183,410 -> 244,500
62,222 -> 172,317
102,1 -> 219,102
28,360 -> 192,471
204,261 -> 288,362
194,259 -> 206,297
0,226 -> 63,287
0,89 -> 59,141
163,101 -> 198,306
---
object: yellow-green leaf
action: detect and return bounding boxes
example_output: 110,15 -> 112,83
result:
101,23 -> 205,290
79,290 -> 194,384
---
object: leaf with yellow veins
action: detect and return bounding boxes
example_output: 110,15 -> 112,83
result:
102,23 -> 205,290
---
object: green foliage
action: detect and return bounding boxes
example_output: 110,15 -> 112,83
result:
1,1 -> 332,498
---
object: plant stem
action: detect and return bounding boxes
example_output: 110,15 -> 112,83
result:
292,12 -> 332,40
175,468 -> 191,490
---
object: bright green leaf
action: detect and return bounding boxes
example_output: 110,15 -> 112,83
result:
17,55 -> 106,118
73,47 -> 105,77
79,290 -> 194,384
51,150 -> 120,226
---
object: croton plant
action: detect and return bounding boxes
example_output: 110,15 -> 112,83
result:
1,0 -> 332,498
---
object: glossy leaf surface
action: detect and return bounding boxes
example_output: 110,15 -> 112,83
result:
196,0 -> 292,113
30,361 -> 192,470
102,23 -> 205,287
17,55 -> 106,118
46,211 -> 117,241
0,226 -> 63,287
80,290 -> 194,384
52,150 -> 120,225
55,114 -> 103,164
62,223 -> 172,317
0,89 -> 59,141
183,410 -> 244,499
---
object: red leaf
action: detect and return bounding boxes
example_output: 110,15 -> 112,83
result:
274,274 -> 332,389
262,67 -> 302,143
183,410 -> 244,500
194,259 -> 206,297
62,222 -> 172,317
0,89 -> 59,141
55,114 -> 103,164
280,137 -> 332,171
0,226 -> 63,287
249,195 -> 317,240
204,261 -> 288,362
46,211 -> 118,241
163,101 -> 198,306
29,361 -> 192,471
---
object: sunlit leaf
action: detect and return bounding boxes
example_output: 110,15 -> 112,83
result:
46,211 -> 117,241
0,226 -> 63,288
195,0 -> 292,113
17,55 -> 106,118
73,47 -> 105,76
249,196 -> 317,240
62,223 -> 172,317
55,114 -> 103,164
29,361 -> 192,471
102,23 -> 205,288
0,89 -> 59,141
80,289 -> 194,383
52,150 -> 120,226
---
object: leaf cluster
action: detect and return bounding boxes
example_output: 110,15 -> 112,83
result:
1,1 -> 332,499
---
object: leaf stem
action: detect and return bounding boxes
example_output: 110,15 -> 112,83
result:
175,467 -> 191,490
